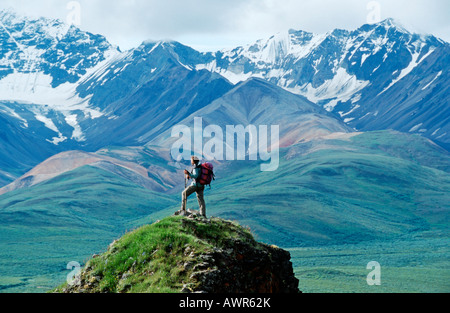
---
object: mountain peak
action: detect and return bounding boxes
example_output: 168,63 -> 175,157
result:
377,18 -> 411,33
380,17 -> 399,25
0,8 -> 119,88
355,17 -> 412,36
0,8 -> 118,49
0,7 -> 19,20
0,7 -> 64,30
357,17 -> 446,44
140,39 -> 176,47
236,76 -> 273,88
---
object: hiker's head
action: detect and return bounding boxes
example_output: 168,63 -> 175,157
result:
191,156 -> 200,166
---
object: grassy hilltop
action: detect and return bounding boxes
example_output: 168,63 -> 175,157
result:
54,215 -> 299,293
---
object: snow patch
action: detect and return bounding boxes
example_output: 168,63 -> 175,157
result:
361,53 -> 370,65
409,123 -> 423,132
340,104 -> 360,117
0,47 -> 120,143
0,104 -> 28,127
218,69 -> 253,85
343,117 -> 355,123
379,48 -> 435,95
65,114 -> 85,141
288,67 -> 369,111
431,128 -> 441,136
422,71 -> 442,90
33,110 -> 67,145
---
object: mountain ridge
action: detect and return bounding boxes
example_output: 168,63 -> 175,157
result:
190,19 -> 449,147
0,11 -> 447,160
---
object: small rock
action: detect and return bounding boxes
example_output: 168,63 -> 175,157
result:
183,261 -> 194,271
181,284 -> 193,293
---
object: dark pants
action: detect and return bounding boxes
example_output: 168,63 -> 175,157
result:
181,185 -> 206,216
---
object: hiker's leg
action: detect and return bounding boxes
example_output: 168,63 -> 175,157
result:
196,186 -> 206,217
181,185 -> 197,211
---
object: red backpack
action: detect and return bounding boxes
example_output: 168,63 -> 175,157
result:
197,162 -> 215,187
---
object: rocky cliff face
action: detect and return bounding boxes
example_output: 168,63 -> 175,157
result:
179,216 -> 299,293
56,215 -> 300,293
186,233 -> 299,293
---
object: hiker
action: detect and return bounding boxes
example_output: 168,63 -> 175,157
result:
181,156 -> 208,217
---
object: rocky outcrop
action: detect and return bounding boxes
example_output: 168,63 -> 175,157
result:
57,215 -> 300,293
177,215 -> 299,293
186,236 -> 299,293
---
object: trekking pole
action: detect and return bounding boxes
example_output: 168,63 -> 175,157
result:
184,174 -> 187,213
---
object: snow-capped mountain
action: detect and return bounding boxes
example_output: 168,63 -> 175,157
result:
0,10 -> 235,185
0,9 -> 120,145
193,18 -> 449,149
0,10 -> 229,151
0,9 -> 118,85
73,40 -> 234,148
0,9 -> 121,184
0,10 -> 448,185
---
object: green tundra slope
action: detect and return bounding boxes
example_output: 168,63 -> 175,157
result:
0,165 -> 176,292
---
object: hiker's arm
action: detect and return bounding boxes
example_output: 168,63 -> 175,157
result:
189,167 -> 200,180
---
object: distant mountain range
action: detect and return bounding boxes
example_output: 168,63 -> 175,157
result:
192,19 -> 449,149
0,10 -> 448,173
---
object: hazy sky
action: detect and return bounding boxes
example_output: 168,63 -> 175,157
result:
1,0 -> 449,51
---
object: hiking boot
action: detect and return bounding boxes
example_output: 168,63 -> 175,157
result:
175,209 -> 187,216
